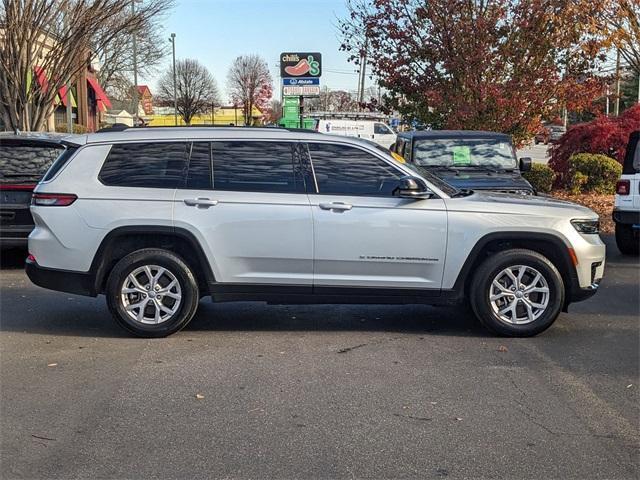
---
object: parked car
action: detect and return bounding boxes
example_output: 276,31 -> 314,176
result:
26,127 -> 605,337
613,130 -> 639,255
548,125 -> 567,142
0,134 -> 74,248
316,119 -> 397,149
391,130 -> 535,194
534,126 -> 550,145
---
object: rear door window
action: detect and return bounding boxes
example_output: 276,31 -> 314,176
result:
211,141 -> 306,193
99,142 -> 189,188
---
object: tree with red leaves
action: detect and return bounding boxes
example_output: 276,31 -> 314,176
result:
549,105 -> 640,186
339,0 -> 612,145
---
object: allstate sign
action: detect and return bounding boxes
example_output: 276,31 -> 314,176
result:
283,78 -> 320,86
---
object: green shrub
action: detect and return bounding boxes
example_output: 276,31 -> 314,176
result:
569,171 -> 588,195
523,163 -> 556,193
54,123 -> 89,134
567,153 -> 622,194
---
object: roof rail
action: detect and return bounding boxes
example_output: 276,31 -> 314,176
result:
94,124 -> 320,134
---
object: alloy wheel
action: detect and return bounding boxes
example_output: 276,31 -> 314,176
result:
120,265 -> 182,325
489,265 -> 550,325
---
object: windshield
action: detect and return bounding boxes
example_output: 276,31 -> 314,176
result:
413,138 -> 517,170
361,139 -> 460,197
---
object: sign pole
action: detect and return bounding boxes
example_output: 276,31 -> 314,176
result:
299,96 -> 304,129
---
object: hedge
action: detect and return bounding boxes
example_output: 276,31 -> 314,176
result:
567,153 -> 622,194
523,163 -> 555,193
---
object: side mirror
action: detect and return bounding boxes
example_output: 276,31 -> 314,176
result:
519,157 -> 532,172
393,176 -> 433,200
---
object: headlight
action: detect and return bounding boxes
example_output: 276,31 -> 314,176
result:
571,219 -> 600,234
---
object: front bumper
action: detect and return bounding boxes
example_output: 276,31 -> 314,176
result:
613,209 -> 640,225
25,258 -> 96,297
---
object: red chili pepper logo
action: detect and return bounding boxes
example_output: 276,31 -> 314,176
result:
284,59 -> 310,76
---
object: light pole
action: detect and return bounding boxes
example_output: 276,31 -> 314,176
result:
169,33 -> 177,126
130,0 -> 140,125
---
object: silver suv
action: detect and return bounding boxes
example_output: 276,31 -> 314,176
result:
25,127 -> 605,337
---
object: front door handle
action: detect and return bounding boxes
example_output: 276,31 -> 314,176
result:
183,198 -> 218,208
319,202 -> 353,211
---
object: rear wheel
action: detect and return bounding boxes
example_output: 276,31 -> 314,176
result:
470,249 -> 564,337
106,249 -> 200,337
615,223 -> 639,255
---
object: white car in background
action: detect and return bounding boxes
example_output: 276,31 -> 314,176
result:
613,130 -> 640,255
316,119 -> 397,149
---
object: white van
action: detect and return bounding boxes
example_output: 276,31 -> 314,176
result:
316,119 -> 396,149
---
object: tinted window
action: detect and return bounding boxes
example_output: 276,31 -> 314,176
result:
0,143 -> 63,184
212,141 -> 305,193
43,146 -> 78,182
185,142 -> 212,189
308,143 -> 402,196
100,142 -> 188,188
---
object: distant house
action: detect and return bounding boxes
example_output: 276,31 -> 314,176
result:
136,85 -> 154,115
103,109 -> 134,127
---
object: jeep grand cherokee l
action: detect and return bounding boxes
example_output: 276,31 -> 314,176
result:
26,127 -> 605,337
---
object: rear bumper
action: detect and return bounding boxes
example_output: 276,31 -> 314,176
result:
613,209 -> 640,225
25,258 -> 96,297
0,225 -> 33,248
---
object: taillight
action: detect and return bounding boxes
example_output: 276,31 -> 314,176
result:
616,180 -> 630,195
0,184 -> 37,191
31,193 -> 77,206
26,254 -> 36,263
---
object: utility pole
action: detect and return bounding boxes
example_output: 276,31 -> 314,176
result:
131,0 -> 139,125
357,39 -> 368,109
614,48 -> 621,116
169,33 -> 177,126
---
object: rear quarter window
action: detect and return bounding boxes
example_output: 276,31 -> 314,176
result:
99,142 -> 189,188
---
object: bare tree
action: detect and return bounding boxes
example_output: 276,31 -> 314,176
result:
227,54 -> 273,126
607,0 -> 640,74
96,0 -> 174,98
158,58 -> 219,125
0,0 -> 168,131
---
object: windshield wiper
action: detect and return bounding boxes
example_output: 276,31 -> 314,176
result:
457,165 -> 515,174
428,165 -> 461,174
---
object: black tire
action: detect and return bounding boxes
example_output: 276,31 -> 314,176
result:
106,248 -> 200,337
469,249 -> 565,337
615,223 -> 639,255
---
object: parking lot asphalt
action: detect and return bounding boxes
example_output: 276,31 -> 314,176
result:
1,236 -> 638,480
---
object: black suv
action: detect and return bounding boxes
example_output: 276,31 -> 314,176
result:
0,134 -> 72,248
391,130 -> 535,194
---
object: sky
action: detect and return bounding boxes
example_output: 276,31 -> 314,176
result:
141,0 -> 363,103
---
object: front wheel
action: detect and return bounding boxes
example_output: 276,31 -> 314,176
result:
470,249 -> 565,337
106,248 -> 200,337
615,223 -> 639,255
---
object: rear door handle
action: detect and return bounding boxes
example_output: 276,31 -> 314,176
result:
319,202 -> 352,211
183,198 -> 218,208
